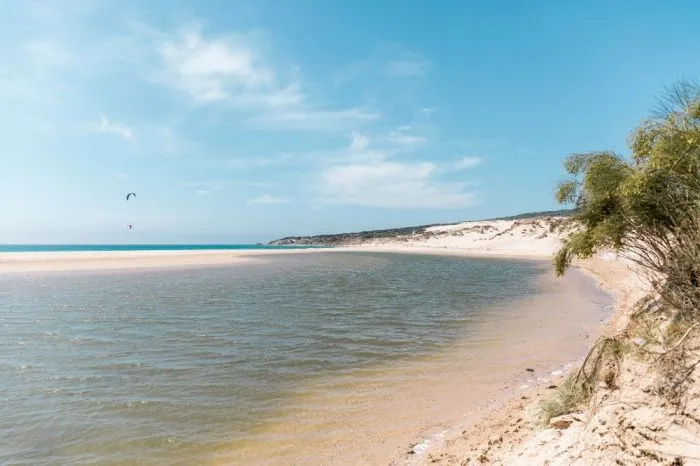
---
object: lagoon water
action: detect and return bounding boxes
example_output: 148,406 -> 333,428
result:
0,252 -> 610,465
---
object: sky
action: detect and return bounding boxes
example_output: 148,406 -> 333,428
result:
1,0 -> 699,243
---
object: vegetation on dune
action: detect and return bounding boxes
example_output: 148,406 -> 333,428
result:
554,80 -> 700,320
539,81 -> 700,432
269,209 -> 575,246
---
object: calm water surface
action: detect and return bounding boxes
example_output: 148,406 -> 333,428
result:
0,252 -> 591,465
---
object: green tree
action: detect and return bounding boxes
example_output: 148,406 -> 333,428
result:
553,81 -> 700,316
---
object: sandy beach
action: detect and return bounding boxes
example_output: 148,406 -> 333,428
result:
0,248 -> 329,273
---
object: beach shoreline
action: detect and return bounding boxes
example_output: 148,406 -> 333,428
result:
398,253 -> 645,465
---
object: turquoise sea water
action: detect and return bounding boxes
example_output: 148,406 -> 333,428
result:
0,244 -> 321,253
0,252 -> 610,465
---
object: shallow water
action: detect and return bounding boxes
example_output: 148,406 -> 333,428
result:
0,252 -> 610,465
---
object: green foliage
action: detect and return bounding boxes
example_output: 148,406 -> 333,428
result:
554,80 -> 700,278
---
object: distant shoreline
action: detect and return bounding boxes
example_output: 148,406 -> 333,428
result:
0,215 -> 569,273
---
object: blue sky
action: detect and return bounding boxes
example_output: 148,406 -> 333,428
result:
1,0 -> 699,243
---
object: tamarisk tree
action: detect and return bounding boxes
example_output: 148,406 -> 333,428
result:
554,81 -> 700,318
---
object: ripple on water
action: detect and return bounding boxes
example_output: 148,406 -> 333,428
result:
0,252 -> 612,465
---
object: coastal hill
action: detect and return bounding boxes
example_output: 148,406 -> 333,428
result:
269,209 -> 576,248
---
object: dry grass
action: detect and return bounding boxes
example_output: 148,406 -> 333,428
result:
532,372 -> 589,427
533,337 -> 628,427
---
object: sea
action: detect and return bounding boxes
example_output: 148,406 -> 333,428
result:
0,250 -> 612,465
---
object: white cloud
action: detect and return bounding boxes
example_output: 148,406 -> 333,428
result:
249,194 -> 289,204
159,28 -> 272,102
455,156 -> 483,170
251,107 -> 378,131
317,127 -> 427,166
95,113 -> 137,144
383,59 -> 430,76
386,126 -> 428,149
156,26 -> 379,131
332,133 -> 386,164
319,161 -> 476,208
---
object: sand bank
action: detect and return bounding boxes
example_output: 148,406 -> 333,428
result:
0,248 -> 331,273
0,244 -> 551,275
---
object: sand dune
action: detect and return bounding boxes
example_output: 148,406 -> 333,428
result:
334,216 -> 577,259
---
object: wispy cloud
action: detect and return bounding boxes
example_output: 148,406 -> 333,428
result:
382,58 -> 430,76
315,132 -> 477,209
386,126 -> 428,149
249,194 -> 289,204
455,156 -> 483,170
315,126 -> 429,166
95,113 -> 137,144
319,161 -> 475,208
250,107 -> 378,131
155,26 -> 379,131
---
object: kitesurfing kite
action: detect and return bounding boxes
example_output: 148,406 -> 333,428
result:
125,193 -> 136,230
